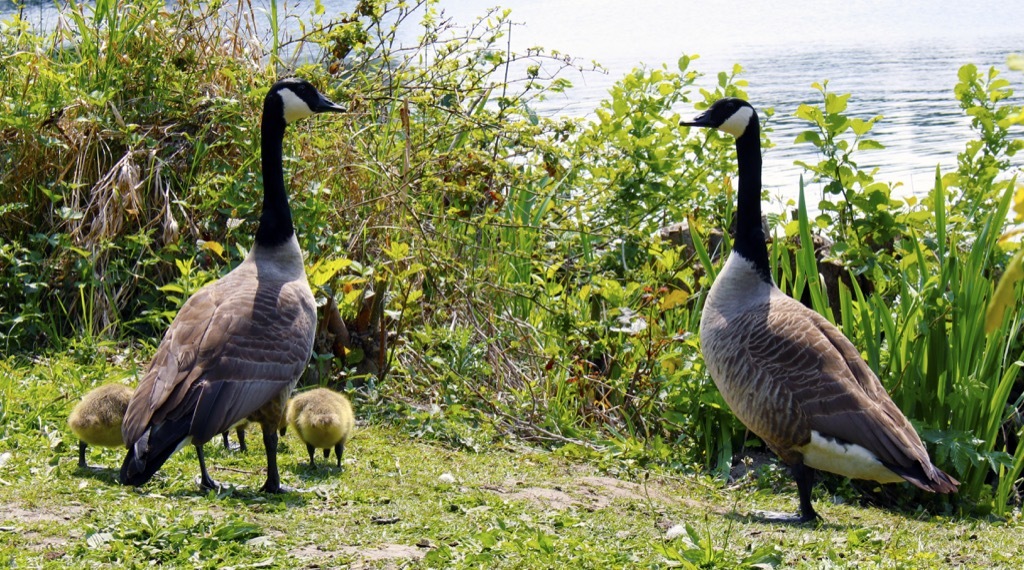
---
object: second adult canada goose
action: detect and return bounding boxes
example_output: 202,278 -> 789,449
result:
120,78 -> 344,492
683,98 -> 958,522
68,383 -> 134,469
286,388 -> 354,468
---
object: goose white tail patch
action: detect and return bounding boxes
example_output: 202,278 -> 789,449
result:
278,88 -> 315,124
718,105 -> 754,138
799,431 -> 905,484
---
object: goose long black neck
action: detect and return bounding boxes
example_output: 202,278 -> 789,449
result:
731,117 -> 772,283
254,96 -> 293,248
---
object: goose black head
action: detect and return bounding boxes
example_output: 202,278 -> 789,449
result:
681,97 -> 757,139
268,77 -> 346,125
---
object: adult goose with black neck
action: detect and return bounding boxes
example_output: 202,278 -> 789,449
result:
683,97 -> 957,522
120,78 -> 344,492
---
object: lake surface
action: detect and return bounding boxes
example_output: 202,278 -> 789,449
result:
416,0 -> 1024,200
5,0 -> 1023,200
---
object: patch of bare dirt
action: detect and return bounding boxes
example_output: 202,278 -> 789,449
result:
0,503 -> 87,525
485,475 -> 688,512
505,486 -> 578,511
290,542 -> 425,569
576,476 -> 678,509
21,532 -> 70,551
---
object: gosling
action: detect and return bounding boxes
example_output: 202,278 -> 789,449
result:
68,384 -> 134,469
221,417 -> 287,452
221,420 -> 250,452
286,388 -> 354,468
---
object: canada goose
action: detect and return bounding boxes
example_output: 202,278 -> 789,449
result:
68,383 -> 134,469
120,78 -> 344,492
683,98 -> 958,522
286,388 -> 354,468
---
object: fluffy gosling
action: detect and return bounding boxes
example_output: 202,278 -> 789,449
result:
68,384 -> 134,469
221,416 -> 287,452
221,420 -> 250,452
286,388 -> 354,468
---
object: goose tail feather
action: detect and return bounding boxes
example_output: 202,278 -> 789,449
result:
119,417 -> 191,486
884,459 -> 959,494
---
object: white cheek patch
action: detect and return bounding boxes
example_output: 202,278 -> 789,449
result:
279,88 -> 315,124
718,105 -> 754,138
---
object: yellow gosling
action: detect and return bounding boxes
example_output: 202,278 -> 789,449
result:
68,384 -> 134,469
221,419 -> 250,452
286,388 -> 354,468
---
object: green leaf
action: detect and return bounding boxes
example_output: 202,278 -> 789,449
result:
212,520 -> 261,542
86,532 -> 113,549
677,54 -> 691,73
986,247 -> 1024,333
849,117 -> 878,136
958,63 -> 978,82
405,288 -> 423,305
1009,53 -> 1024,71
824,92 -> 850,114
857,139 -> 885,150
794,104 -> 823,125
200,240 -> 224,259
308,257 -> 353,288
794,131 -> 821,146
660,289 -> 689,311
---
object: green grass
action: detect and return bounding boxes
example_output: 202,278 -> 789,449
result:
2,353 -> 1023,569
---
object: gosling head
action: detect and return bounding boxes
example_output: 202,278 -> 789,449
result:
268,77 -> 346,125
681,97 -> 756,138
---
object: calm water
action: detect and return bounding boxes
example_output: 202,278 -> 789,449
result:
418,0 -> 1024,199
5,0 -> 1023,199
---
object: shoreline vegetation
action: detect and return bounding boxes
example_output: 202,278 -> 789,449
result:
2,0 -> 1024,566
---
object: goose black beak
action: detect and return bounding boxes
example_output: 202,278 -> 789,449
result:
316,93 -> 346,114
680,111 -> 712,128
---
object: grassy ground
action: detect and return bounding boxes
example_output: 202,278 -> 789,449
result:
2,354 -> 1023,569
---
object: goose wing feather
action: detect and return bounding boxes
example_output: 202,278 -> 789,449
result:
739,296 -> 930,471
122,268 -> 315,446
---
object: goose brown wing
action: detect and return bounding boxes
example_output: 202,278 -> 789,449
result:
746,297 -> 930,471
122,275 -> 315,446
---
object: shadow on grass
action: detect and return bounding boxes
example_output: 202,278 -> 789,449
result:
71,464 -> 121,485
723,502 -> 955,529
287,461 -> 347,484
722,509 -> 871,530
157,480 -> 316,506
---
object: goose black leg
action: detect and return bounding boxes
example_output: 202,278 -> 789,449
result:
334,442 -> 344,467
259,421 -> 293,493
306,443 -> 317,468
196,443 -> 219,490
750,462 -> 819,523
78,441 -> 89,469
221,426 -> 248,452
236,425 -> 248,452
792,462 -> 819,523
